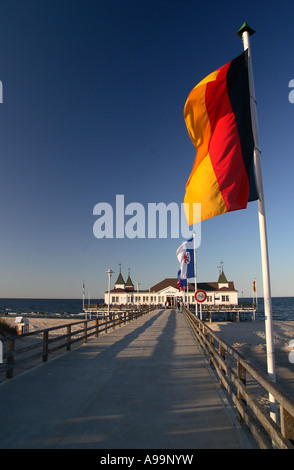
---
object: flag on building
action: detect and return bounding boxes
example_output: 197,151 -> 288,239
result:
183,50 -> 258,225
176,237 -> 195,281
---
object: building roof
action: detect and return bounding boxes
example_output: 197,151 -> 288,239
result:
199,281 -> 237,292
150,278 -> 194,292
125,275 -> 134,290
150,278 -> 237,293
105,275 -> 237,294
106,286 -> 139,294
115,272 -> 125,286
218,270 -> 228,284
108,288 -> 127,293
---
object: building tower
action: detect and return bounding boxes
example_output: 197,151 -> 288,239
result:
114,263 -> 125,289
125,268 -> 134,291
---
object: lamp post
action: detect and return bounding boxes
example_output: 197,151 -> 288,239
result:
106,269 -> 114,318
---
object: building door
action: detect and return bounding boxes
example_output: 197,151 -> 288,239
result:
166,296 -> 175,307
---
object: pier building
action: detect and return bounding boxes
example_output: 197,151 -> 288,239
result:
104,269 -> 238,307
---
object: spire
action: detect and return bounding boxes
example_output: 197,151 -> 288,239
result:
115,263 -> 125,288
125,267 -> 134,291
218,270 -> 228,284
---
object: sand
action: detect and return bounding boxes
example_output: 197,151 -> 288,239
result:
208,320 -> 294,400
0,316 -> 88,381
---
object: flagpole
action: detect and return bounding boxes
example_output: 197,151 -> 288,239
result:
82,281 -> 85,310
193,231 -> 198,317
237,23 -> 278,422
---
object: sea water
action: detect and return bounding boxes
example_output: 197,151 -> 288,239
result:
0,298 -> 104,317
254,297 -> 294,321
0,297 -> 293,320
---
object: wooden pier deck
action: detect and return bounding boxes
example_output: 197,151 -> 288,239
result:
0,308 -> 253,449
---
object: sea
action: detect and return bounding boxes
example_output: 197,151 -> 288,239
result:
0,297 -> 293,321
0,298 -> 104,318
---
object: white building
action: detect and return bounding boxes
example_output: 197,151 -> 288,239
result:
104,269 -> 238,307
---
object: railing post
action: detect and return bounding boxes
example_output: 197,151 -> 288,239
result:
219,343 -> 226,387
112,313 -> 116,330
209,333 -> 215,367
237,361 -> 247,422
6,338 -> 15,379
201,325 -> 207,354
66,325 -> 71,351
43,331 -> 49,362
280,406 -> 294,442
83,321 -> 87,344
95,318 -> 100,338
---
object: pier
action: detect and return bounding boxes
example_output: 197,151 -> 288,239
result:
0,308 -> 293,449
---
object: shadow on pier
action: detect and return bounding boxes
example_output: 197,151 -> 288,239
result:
0,309 -> 252,449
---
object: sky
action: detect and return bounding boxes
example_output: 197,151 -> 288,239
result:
0,0 -> 293,299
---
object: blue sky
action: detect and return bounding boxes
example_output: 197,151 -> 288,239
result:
0,0 -> 293,299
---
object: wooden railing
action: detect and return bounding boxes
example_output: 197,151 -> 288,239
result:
0,306 -> 155,381
183,307 -> 294,449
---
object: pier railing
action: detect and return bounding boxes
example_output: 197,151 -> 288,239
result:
0,306 -> 155,381
183,306 -> 294,449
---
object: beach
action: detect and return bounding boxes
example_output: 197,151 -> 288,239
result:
0,316 -> 88,380
2,315 -> 84,335
208,320 -> 294,400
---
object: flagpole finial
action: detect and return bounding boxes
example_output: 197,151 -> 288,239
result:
236,22 -> 255,37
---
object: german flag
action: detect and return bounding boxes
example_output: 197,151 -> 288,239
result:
184,50 -> 258,225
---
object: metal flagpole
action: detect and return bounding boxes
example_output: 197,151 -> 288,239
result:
82,281 -> 85,310
193,231 -> 198,317
106,269 -> 114,319
237,23 -> 278,422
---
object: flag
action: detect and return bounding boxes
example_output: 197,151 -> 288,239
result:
176,237 -> 195,281
177,270 -> 187,291
183,50 -> 258,225
253,280 -> 256,292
